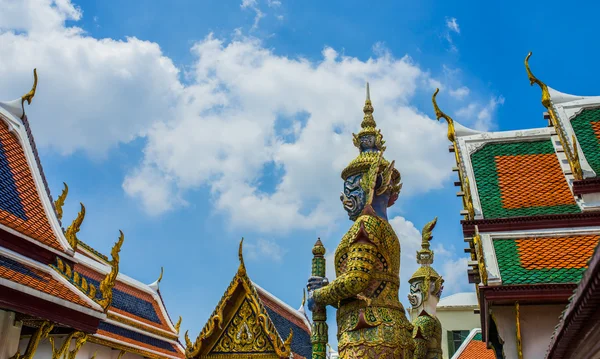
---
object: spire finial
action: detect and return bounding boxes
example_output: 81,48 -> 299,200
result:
361,82 -> 376,128
20,69 -> 38,119
524,52 -> 551,108
238,238 -> 246,274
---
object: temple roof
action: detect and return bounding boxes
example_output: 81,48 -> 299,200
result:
0,246 -> 104,319
451,329 -> 496,359
185,239 -> 311,359
0,71 -> 184,358
0,112 -> 72,253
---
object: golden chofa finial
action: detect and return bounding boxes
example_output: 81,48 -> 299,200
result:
20,69 -> 38,119
174,316 -> 182,334
98,230 -> 124,312
65,202 -> 85,250
432,88 -> 456,143
54,182 -> 68,221
238,237 -> 246,274
525,52 -> 551,108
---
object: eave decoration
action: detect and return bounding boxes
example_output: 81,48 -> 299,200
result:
54,182 -> 68,221
97,230 -> 125,312
65,202 -> 86,250
184,238 -> 293,358
525,52 -> 583,180
432,89 -> 475,220
51,231 -> 124,311
20,68 -> 38,119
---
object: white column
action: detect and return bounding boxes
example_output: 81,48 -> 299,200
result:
0,309 -> 23,359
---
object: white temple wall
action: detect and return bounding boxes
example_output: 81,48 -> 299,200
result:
436,308 -> 481,359
0,309 -> 22,359
19,336 -> 144,359
492,304 -> 564,359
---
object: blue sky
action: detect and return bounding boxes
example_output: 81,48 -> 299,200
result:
2,0 -> 600,348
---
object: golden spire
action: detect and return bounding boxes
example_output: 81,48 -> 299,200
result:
361,82 -> 376,128
432,88 -> 456,143
98,230 -> 124,312
20,69 -> 38,119
525,52 -> 551,108
54,182 -> 68,221
409,217 -> 443,301
65,202 -> 85,250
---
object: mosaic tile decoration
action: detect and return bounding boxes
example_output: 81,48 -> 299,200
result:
0,122 -> 62,250
0,254 -> 91,307
571,108 -> 600,175
75,264 -> 169,330
493,235 -> 599,285
471,140 -> 580,218
98,321 -> 181,356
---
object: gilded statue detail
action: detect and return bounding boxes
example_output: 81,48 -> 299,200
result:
308,83 -> 413,359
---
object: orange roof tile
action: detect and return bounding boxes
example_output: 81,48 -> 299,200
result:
516,235 -> 599,270
0,253 -> 91,308
496,154 -> 576,209
456,339 -> 495,359
0,121 -> 63,251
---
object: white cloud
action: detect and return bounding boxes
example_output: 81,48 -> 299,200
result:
245,238 -> 286,262
446,17 -> 460,34
456,95 -> 505,131
0,0 -> 182,157
267,0 -> 282,7
449,86 -> 470,100
443,17 -> 460,52
127,37 -> 454,232
0,0 -> 461,234
241,0 -> 265,31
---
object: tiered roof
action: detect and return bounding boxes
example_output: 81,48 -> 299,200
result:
0,70 -> 184,359
432,52 -> 600,348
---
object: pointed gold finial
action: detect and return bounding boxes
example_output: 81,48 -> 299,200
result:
98,230 -> 124,312
361,82 -> 376,128
432,88 -> 456,143
20,69 -> 38,119
65,202 -> 85,250
525,52 -> 551,108
54,182 -> 69,221
238,237 -> 246,274
174,316 -> 182,334
157,266 -> 164,284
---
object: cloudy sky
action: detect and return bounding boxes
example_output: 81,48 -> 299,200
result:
2,0 -> 599,347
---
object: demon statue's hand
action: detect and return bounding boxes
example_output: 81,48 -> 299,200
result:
307,276 -> 329,312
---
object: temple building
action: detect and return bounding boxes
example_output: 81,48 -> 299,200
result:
434,53 -> 600,359
184,239 -> 312,359
0,71 -> 185,358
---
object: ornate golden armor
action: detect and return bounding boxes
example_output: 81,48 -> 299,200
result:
310,84 -> 414,359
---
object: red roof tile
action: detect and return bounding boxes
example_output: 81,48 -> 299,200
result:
0,121 -> 63,251
0,253 -> 91,308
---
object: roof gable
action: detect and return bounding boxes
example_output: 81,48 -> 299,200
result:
185,239 -> 293,358
492,234 -> 599,285
471,139 -> 579,219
